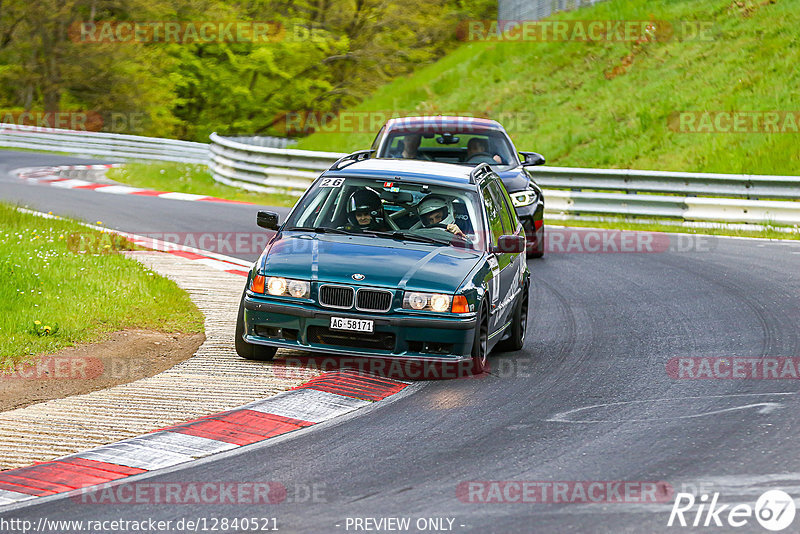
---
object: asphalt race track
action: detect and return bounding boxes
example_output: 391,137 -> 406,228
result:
0,152 -> 290,263
2,151 -> 800,533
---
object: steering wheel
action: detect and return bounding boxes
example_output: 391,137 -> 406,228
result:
465,152 -> 496,164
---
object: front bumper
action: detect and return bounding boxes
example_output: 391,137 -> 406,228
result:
243,295 -> 477,362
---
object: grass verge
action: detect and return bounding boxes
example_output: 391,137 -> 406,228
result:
0,203 -> 204,368
107,162 -> 298,207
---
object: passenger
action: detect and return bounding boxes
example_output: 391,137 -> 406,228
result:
342,189 -> 390,232
417,196 -> 466,238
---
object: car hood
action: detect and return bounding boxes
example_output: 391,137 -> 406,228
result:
495,166 -> 531,193
262,232 -> 482,293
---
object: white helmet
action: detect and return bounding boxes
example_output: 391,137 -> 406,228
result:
418,196 -> 454,227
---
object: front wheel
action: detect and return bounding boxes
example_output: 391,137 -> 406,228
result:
235,297 -> 277,361
471,306 -> 489,375
497,287 -> 528,352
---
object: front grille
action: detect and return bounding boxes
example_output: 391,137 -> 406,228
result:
356,289 -> 393,312
319,284 -> 354,309
307,326 -> 395,351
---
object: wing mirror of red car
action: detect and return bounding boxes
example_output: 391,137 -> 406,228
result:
257,211 -> 280,231
493,235 -> 525,254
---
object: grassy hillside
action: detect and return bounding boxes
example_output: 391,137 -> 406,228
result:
296,0 -> 800,175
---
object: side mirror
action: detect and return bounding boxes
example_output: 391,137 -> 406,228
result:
520,151 -> 546,167
257,211 -> 280,231
493,235 -> 525,254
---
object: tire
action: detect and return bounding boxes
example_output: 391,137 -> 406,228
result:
235,296 -> 277,361
528,226 -> 544,259
471,305 -> 489,375
497,286 -> 529,352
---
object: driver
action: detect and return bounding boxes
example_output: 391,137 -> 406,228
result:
342,188 -> 390,232
417,196 -> 466,238
400,133 -> 431,160
466,137 -> 502,164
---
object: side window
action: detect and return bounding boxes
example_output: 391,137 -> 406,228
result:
487,181 -> 512,235
370,126 -> 385,152
481,184 -> 504,246
495,181 -> 519,233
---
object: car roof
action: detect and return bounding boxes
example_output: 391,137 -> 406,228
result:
384,116 -> 505,132
322,158 -> 484,187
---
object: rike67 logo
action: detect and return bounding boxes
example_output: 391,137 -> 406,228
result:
668,490 -> 796,531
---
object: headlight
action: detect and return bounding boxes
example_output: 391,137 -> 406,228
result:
403,292 -> 452,312
287,279 -> 308,298
511,190 -> 538,207
407,292 -> 428,310
265,277 -> 310,299
267,277 -> 286,295
430,294 -> 450,312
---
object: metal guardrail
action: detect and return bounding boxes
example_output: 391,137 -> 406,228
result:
535,166 -> 800,225
533,166 -> 800,200
208,133 -> 800,225
226,135 -> 297,149
209,132 -> 344,195
2,124 -> 798,226
499,0 -> 606,21
0,123 -> 209,164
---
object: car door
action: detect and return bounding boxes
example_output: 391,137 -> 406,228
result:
494,179 -> 526,319
481,179 -> 516,337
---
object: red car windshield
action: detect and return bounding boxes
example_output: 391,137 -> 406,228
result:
377,130 -> 516,166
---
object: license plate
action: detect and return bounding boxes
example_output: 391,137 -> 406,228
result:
330,317 -> 373,333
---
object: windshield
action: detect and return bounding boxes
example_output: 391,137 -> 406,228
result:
284,176 -> 485,250
377,129 -> 516,166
